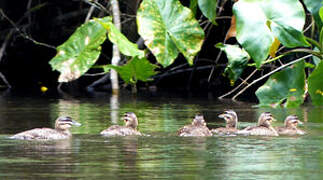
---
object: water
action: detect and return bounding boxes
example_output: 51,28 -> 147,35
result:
0,95 -> 322,179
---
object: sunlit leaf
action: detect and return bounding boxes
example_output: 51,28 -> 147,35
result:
256,61 -> 305,108
233,0 -> 309,68
303,0 -> 323,30
49,17 -> 110,82
96,18 -> 144,58
269,38 -> 280,58
308,61 -> 323,106
137,0 -> 205,67
104,57 -> 158,84
216,43 -> 249,83
189,0 -> 198,15
225,15 -> 236,40
198,0 -> 217,24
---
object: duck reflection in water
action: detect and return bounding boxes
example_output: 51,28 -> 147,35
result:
237,112 -> 279,136
276,115 -> 306,135
100,112 -> 142,136
9,116 -> 81,140
177,114 -> 212,137
211,110 -> 238,136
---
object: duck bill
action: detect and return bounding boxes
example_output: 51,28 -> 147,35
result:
71,120 -> 82,126
271,118 -> 277,122
218,114 -> 226,119
297,120 -> 303,125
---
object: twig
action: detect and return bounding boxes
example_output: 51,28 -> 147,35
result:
231,54 -> 312,100
0,9 -> 55,49
0,29 -> 14,62
0,72 -> 11,88
218,69 -> 257,99
85,0 -> 98,22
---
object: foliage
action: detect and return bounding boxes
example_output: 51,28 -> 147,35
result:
104,57 -> 158,84
233,0 -> 309,68
255,61 -> 305,108
49,17 -> 110,82
137,0 -> 204,67
308,61 -> 323,106
215,43 -> 249,83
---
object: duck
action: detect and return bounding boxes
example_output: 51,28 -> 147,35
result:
237,112 -> 279,136
9,116 -> 81,140
275,115 -> 306,135
177,114 -> 212,137
211,110 -> 238,135
100,112 -> 142,136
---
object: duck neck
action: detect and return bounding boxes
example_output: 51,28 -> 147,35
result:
226,121 -> 237,129
56,127 -> 72,136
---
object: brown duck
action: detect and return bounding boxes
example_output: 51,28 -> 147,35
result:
237,112 -> 279,136
100,112 -> 142,136
9,116 -> 81,140
211,110 -> 238,135
177,114 -> 212,137
276,115 -> 305,135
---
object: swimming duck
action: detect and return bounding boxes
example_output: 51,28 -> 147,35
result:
9,116 -> 81,140
237,112 -> 279,136
100,112 -> 142,136
211,110 -> 238,135
275,115 -> 305,135
177,114 -> 212,137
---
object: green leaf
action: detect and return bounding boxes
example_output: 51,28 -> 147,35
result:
198,0 -> 217,24
95,18 -> 144,58
215,43 -> 249,83
303,0 -> 323,30
308,60 -> 323,106
137,0 -> 205,67
49,17 -> 110,82
104,57 -> 158,84
233,0 -> 309,68
189,0 -> 198,15
256,61 -> 305,108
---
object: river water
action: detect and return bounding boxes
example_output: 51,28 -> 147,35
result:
0,94 -> 322,179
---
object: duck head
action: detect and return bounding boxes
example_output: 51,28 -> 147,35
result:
218,110 -> 238,129
284,115 -> 303,129
192,114 -> 206,126
257,112 -> 275,128
55,116 -> 81,131
124,112 -> 138,129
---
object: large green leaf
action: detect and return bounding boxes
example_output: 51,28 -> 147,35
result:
49,17 -> 110,82
233,0 -> 309,68
256,61 -> 305,108
198,0 -> 217,24
308,61 -> 323,106
303,0 -> 323,30
104,57 -> 158,84
96,19 -> 144,58
215,43 -> 249,83
137,0 -> 205,67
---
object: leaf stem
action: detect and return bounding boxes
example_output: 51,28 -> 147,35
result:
232,54 -> 313,100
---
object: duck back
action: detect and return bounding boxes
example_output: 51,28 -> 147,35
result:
276,127 -> 305,135
211,127 -> 237,135
177,125 -> 212,137
9,128 -> 70,140
238,126 -> 278,136
100,125 -> 141,136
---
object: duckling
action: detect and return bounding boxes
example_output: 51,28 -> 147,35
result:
100,112 -> 142,136
275,115 -> 305,135
9,116 -> 81,140
211,110 -> 238,135
237,112 -> 278,136
177,114 -> 212,137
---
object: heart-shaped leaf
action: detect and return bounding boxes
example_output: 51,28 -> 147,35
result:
137,0 -> 204,67
198,0 -> 217,24
233,0 -> 309,68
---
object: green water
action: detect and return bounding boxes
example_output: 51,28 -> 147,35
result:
0,95 -> 322,179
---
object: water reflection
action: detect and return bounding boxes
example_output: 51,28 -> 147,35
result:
0,95 -> 322,179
